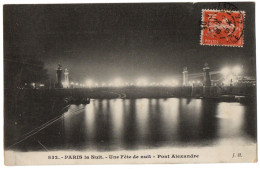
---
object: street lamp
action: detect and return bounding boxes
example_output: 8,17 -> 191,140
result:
232,66 -> 242,75
221,67 -> 231,76
136,78 -> 148,87
113,78 -> 123,87
85,79 -> 93,88
221,65 -> 243,86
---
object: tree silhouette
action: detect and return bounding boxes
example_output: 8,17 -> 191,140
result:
4,55 -> 49,89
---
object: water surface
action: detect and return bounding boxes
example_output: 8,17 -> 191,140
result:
7,98 -> 256,151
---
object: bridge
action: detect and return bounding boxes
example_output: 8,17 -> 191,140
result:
47,63 -> 255,99
18,63 -> 255,103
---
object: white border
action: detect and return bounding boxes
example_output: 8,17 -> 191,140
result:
0,0 -> 259,169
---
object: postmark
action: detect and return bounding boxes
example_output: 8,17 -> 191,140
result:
200,9 -> 245,47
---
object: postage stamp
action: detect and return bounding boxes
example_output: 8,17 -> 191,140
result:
200,9 -> 245,47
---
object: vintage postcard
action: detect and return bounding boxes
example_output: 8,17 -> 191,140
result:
3,2 -> 256,165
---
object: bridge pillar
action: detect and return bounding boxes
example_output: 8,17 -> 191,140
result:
55,64 -> 63,88
182,67 -> 188,86
64,68 -> 70,88
203,63 -> 211,97
203,63 -> 211,87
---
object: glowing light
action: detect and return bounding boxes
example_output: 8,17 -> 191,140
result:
171,79 -> 178,86
223,74 -> 236,86
161,82 -> 166,86
136,78 -> 148,86
161,79 -> 178,87
150,82 -> 156,86
221,66 -> 243,86
85,79 -> 93,87
232,66 -> 242,75
70,82 -> 74,85
221,67 -> 231,76
162,80 -> 170,86
75,83 -> 78,86
113,78 -> 123,87
62,81 -> 66,86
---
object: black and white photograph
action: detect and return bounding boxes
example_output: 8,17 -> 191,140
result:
3,2 -> 257,165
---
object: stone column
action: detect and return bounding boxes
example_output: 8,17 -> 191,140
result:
203,63 -> 211,97
55,64 -> 63,88
182,67 -> 188,86
203,63 -> 211,86
64,68 -> 70,88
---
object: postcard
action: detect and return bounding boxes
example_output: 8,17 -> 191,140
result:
3,2 -> 257,165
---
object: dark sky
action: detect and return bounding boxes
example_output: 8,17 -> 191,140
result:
4,2 -> 256,83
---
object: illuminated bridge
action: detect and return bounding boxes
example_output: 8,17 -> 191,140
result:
22,63 -> 256,103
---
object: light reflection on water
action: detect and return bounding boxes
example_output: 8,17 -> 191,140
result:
58,98 -> 256,151
217,103 -> 245,139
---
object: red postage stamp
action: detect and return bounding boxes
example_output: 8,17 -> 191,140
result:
200,9 -> 245,47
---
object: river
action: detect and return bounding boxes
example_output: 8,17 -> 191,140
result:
7,98 -> 256,152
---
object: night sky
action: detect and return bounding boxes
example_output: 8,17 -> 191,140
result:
4,2 -> 256,83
